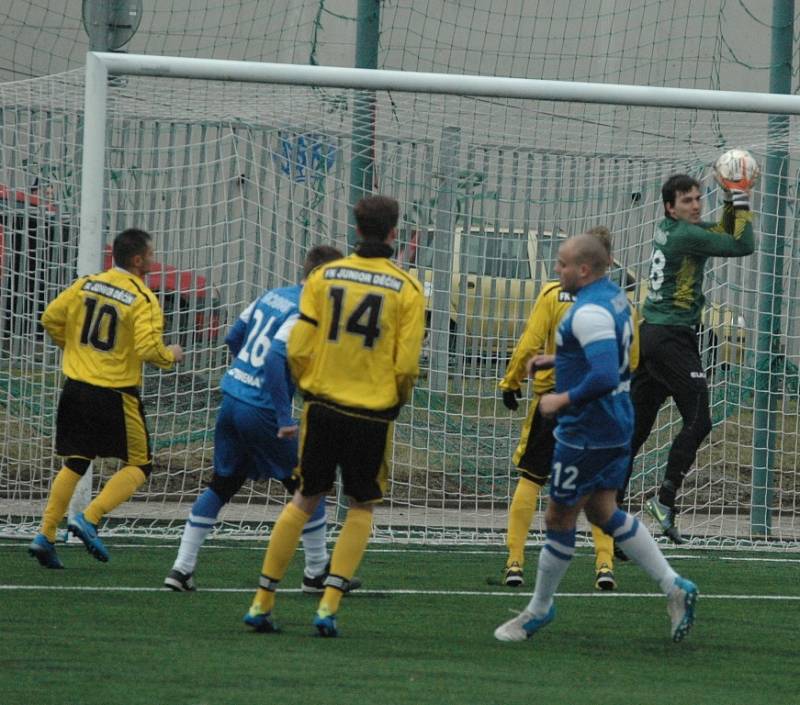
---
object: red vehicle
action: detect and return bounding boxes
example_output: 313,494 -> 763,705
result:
0,184 -> 221,344
100,246 -> 221,343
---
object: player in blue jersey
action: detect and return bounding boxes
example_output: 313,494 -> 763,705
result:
163,245 -> 356,593
494,233 -> 698,644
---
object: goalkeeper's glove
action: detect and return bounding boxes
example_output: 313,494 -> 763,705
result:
502,388 -> 522,411
723,188 -> 750,209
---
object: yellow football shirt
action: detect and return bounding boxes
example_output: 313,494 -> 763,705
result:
288,252 -> 425,415
500,280 -> 640,396
499,282 -> 573,396
41,267 -> 175,388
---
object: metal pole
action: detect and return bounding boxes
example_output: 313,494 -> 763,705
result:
86,0 -> 114,51
751,0 -> 794,537
93,52 -> 800,115
68,52 -> 109,536
333,0 -> 382,529
83,0 -> 142,52
428,127 -> 460,394
347,0 -> 380,247
78,52 -> 108,276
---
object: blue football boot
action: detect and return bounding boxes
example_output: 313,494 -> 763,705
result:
28,534 -> 64,569
668,576 -> 698,642
67,512 -> 109,562
494,605 -> 556,641
243,607 -> 279,633
313,610 -> 338,638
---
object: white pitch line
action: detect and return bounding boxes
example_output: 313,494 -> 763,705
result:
1,584 -> 798,600
720,556 -> 800,563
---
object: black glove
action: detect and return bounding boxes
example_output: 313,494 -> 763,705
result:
502,388 -> 522,411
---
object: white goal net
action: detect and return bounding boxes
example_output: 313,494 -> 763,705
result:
2,56 -> 799,547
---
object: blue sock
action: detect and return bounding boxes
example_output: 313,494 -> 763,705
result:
192,488 -> 224,520
604,509 -> 677,594
173,489 -> 225,574
527,528 -> 575,616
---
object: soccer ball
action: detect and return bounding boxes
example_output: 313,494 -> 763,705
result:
712,148 -> 760,191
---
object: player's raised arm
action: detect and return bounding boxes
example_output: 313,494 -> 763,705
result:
684,196 -> 755,257
688,149 -> 758,256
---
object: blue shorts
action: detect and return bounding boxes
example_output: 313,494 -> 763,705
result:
213,395 -> 297,482
549,442 -> 629,506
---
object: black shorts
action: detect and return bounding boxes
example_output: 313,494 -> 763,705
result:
635,323 -> 708,396
515,397 -> 557,485
296,401 -> 392,503
55,378 -> 151,466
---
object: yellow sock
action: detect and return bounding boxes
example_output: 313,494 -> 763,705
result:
252,502 -> 310,613
84,466 -> 146,525
40,467 -> 81,542
591,524 -> 614,572
318,507 -> 372,616
506,478 -> 540,567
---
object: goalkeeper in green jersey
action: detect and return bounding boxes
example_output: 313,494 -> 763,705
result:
621,174 -> 755,544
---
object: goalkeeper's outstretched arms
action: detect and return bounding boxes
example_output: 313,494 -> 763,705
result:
691,193 -> 755,258
704,148 -> 758,255
713,148 -> 759,240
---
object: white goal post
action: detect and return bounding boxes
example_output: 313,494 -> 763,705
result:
3,52 -> 800,547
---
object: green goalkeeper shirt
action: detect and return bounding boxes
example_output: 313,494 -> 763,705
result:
642,203 -> 755,328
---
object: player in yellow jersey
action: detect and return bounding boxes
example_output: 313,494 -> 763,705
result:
28,228 -> 183,568
498,226 -> 638,590
243,195 -> 425,637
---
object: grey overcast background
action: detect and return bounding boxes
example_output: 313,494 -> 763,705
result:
0,0 -> 789,94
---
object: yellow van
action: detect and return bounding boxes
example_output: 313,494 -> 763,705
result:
403,225 -> 744,370
406,226 -> 633,361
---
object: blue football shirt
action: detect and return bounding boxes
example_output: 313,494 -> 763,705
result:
220,285 -> 300,414
553,277 -> 634,449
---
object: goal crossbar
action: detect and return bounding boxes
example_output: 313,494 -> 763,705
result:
80,51 -> 800,277
91,52 -> 800,113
